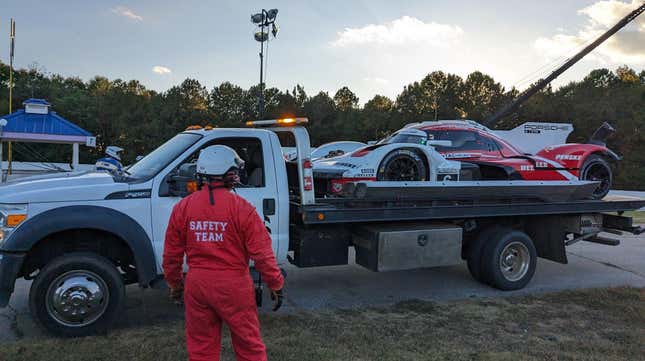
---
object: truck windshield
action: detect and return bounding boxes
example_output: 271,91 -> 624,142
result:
125,133 -> 202,181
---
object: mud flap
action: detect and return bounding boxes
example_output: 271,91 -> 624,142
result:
523,216 -> 571,264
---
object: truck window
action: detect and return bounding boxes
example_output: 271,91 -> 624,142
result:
178,137 -> 265,188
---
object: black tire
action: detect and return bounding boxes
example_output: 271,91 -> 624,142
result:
579,154 -> 612,199
29,252 -> 125,337
465,226 -> 502,283
480,229 -> 537,291
377,149 -> 427,181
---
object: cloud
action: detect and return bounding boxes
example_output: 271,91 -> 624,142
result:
363,77 -> 389,85
152,66 -> 172,75
330,16 -> 463,48
112,6 -> 143,22
534,0 -> 645,64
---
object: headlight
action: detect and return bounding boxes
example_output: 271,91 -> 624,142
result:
0,203 -> 28,245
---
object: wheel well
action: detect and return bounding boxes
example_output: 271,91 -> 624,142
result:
582,151 -> 616,173
589,151 -> 614,164
20,229 -> 138,284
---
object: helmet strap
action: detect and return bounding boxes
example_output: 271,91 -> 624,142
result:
207,184 -> 216,205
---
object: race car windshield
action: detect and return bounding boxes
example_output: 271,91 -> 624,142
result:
125,133 -> 202,181
378,133 -> 426,145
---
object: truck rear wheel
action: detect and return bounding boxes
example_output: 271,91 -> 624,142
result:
465,226 -> 501,283
480,229 -> 536,290
29,252 -> 125,337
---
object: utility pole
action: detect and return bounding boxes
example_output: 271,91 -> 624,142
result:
251,9 -> 279,119
6,19 -> 15,176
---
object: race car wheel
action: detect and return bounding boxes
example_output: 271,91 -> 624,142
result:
377,150 -> 427,181
580,154 -> 612,199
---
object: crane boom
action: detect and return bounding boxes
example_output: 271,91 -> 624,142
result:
484,2 -> 645,126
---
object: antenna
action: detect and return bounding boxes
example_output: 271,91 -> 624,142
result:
484,3 -> 645,127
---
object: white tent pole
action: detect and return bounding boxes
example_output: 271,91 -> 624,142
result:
72,143 -> 79,170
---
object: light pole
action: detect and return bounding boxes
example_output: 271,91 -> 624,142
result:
0,118 -> 6,183
251,9 -> 279,119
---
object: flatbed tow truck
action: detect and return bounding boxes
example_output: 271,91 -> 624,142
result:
1,3 -> 643,338
0,119 -> 642,337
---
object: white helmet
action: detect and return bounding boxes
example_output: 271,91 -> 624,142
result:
196,145 -> 245,176
106,146 -> 124,161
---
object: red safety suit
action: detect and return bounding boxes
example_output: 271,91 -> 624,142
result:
162,184 -> 284,361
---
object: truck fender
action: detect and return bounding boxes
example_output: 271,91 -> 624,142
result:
2,206 -> 157,287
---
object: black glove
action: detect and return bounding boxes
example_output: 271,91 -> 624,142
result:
270,288 -> 284,311
169,285 -> 184,305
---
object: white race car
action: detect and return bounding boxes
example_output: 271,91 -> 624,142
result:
313,129 -> 463,195
283,141 -> 366,162
311,141 -> 366,160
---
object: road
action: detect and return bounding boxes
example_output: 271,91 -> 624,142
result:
1,230 -> 643,342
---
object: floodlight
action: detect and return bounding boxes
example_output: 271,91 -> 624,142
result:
272,23 -> 279,37
251,13 -> 264,24
254,31 -> 269,42
266,9 -> 279,20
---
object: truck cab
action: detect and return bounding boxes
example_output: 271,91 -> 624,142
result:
0,119 -> 313,336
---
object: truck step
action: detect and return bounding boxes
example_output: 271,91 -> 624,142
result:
583,235 -> 620,246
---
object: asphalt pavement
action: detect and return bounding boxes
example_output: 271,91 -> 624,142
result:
1,229 -> 643,342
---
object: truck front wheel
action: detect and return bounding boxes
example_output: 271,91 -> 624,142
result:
480,229 -> 537,291
29,252 -> 125,337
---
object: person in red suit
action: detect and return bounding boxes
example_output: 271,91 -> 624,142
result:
163,145 -> 284,361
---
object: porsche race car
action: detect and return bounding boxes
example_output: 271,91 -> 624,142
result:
312,120 -> 618,199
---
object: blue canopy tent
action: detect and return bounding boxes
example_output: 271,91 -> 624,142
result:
0,99 -> 96,181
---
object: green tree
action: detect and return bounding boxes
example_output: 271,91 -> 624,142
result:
333,86 -> 359,111
396,71 -> 464,122
209,82 -> 247,126
461,71 -> 506,121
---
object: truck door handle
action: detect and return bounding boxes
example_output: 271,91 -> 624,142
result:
263,198 -> 276,216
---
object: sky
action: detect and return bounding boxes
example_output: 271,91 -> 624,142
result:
0,0 -> 644,103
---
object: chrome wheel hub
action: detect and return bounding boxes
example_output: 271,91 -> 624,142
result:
499,242 -> 530,282
46,270 -> 109,327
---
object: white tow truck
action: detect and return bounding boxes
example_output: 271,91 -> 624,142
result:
0,118 -> 643,336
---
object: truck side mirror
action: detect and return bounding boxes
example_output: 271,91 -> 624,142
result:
163,163 -> 197,197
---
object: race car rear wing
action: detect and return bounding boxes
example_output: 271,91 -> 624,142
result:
492,122 -> 573,155
588,122 -> 616,147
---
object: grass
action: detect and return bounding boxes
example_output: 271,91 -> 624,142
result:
1,287 -> 643,361
622,210 -> 645,224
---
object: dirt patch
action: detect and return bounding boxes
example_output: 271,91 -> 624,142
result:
1,287 -> 643,361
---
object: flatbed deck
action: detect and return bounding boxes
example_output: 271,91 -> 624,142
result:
296,198 -> 645,224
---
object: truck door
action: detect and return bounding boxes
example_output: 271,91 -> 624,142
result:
150,132 -> 280,268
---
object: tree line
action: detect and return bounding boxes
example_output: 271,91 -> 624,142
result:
0,61 -> 643,190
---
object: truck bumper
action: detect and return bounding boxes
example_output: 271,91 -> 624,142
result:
0,252 -> 25,307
